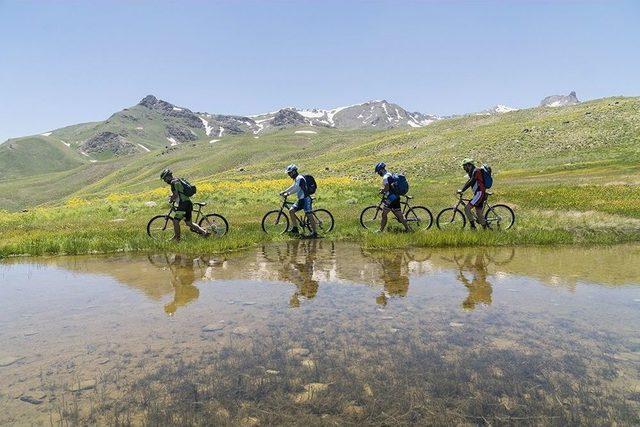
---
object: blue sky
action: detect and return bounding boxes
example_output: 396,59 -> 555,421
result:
1,0 -> 638,142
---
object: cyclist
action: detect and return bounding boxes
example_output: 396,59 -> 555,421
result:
457,158 -> 487,229
160,169 -> 210,241
279,164 -> 318,238
374,162 -> 410,232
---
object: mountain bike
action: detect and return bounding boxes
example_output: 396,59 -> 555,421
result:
360,194 -> 433,231
147,202 -> 229,240
261,195 -> 334,236
436,192 -> 515,230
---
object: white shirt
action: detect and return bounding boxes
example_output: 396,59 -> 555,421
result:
382,172 -> 393,195
284,175 -> 306,199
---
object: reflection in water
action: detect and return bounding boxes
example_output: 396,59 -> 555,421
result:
159,254 -> 200,315
2,243 -> 640,425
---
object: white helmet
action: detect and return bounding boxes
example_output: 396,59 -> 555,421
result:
285,164 -> 298,173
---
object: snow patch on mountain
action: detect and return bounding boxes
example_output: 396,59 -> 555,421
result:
199,116 -> 214,136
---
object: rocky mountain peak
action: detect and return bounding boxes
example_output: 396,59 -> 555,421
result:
138,95 -> 159,108
540,91 -> 580,108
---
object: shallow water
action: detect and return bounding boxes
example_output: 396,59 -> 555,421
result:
1,242 -> 639,425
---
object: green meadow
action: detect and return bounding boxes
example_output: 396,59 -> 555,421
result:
1,96 -> 639,257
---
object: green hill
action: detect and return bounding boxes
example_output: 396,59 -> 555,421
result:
1,96 -> 640,257
1,96 -> 638,211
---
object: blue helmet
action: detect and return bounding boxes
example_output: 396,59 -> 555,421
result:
285,164 -> 298,173
374,162 -> 386,173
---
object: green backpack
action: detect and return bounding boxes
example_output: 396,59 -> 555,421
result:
179,178 -> 197,197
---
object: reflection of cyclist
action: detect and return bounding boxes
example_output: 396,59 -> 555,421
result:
163,254 -> 200,315
374,162 -> 410,233
456,252 -> 492,310
287,240 -> 319,307
375,252 -> 410,306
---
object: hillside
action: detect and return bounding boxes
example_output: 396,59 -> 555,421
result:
0,96 -> 638,212
0,96 -> 443,181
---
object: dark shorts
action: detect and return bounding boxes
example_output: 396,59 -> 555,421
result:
291,196 -> 313,213
175,200 -> 193,221
470,191 -> 486,208
384,193 -> 401,210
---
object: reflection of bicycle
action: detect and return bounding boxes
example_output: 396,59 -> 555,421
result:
360,194 -> 433,231
261,195 -> 334,236
440,247 -> 515,268
436,192 -> 515,230
147,203 -> 229,241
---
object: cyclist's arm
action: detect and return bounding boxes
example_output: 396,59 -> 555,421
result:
281,182 -> 298,196
459,177 -> 473,193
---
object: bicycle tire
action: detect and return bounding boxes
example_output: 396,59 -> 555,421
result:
310,208 -> 334,235
199,213 -> 229,237
436,208 -> 467,230
484,204 -> 515,230
359,205 -> 381,230
147,215 -> 176,241
261,210 -> 290,234
405,206 -> 434,230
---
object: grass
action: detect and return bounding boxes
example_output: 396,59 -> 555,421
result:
2,169 -> 640,258
1,96 -> 639,256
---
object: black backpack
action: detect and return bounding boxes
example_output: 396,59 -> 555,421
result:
303,175 -> 317,196
179,178 -> 197,197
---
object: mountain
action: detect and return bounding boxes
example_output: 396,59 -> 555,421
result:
540,91 -> 580,108
476,105 -> 519,116
0,95 -> 636,212
0,97 -> 440,179
248,100 -> 440,132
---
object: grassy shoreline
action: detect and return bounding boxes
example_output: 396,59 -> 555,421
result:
2,176 -> 639,258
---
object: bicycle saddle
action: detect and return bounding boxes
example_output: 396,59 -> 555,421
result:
404,195 -> 413,199
194,202 -> 207,206
486,191 -> 493,196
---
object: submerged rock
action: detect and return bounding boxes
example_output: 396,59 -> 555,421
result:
69,379 -> 96,392
202,324 -> 225,332
287,348 -> 310,357
0,356 -> 22,367
19,395 -> 44,405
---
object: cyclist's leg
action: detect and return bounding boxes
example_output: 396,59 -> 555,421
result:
475,196 -> 487,227
381,194 -> 400,232
468,191 -> 485,228
173,208 -> 185,241
304,197 -> 316,234
289,202 -> 301,232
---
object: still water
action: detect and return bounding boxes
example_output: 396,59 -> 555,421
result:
1,242 -> 639,425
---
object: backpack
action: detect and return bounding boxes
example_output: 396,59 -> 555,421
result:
390,173 -> 409,195
179,178 -> 197,197
480,165 -> 493,189
303,174 -> 317,196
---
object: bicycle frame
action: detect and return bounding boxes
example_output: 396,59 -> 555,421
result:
164,203 -> 205,223
370,194 -> 413,221
274,196 -> 319,230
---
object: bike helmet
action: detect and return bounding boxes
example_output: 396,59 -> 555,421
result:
374,162 -> 386,173
285,164 -> 298,173
461,158 -> 475,167
160,168 -> 172,179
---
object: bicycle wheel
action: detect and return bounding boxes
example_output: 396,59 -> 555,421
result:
199,214 -> 229,237
436,208 -> 466,230
310,209 -> 334,235
360,206 -> 382,230
261,210 -> 289,235
147,215 -> 176,241
405,206 -> 434,231
484,204 -> 515,230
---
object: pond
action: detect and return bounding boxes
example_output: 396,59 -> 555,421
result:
1,242 -> 639,425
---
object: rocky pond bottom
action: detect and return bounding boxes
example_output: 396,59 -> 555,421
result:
1,242 -> 639,425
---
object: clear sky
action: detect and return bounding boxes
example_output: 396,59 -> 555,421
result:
1,0 -> 638,142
